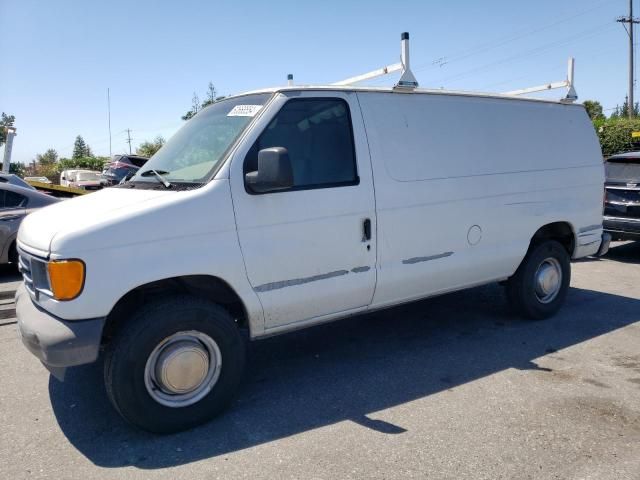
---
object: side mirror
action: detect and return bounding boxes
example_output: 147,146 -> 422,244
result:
245,147 -> 294,193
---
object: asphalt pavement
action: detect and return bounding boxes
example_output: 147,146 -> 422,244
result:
1,242 -> 639,479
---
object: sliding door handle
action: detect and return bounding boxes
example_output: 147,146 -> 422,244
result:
362,218 -> 372,242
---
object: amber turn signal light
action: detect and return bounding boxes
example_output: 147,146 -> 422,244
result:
47,260 -> 85,301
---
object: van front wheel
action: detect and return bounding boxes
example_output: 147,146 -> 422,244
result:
103,295 -> 245,433
505,240 -> 571,320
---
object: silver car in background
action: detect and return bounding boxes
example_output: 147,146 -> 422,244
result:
0,173 -> 35,191
0,184 -> 59,264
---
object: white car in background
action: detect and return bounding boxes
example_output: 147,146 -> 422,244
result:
66,170 -> 104,191
59,169 -> 81,187
24,176 -> 52,185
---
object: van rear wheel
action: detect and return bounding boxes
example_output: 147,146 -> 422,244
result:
103,295 -> 245,433
505,240 -> 571,320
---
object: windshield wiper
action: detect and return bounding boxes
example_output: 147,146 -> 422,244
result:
140,169 -> 171,188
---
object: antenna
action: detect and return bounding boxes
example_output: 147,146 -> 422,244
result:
502,57 -> 578,103
332,32 -> 418,89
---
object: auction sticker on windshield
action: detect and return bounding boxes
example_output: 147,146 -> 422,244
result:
227,105 -> 263,117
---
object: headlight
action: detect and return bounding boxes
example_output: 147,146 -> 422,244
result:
47,260 -> 85,301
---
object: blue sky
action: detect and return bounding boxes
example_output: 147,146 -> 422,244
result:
0,0 -> 631,164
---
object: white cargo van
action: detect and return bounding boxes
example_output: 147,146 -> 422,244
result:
59,169 -> 80,187
15,36 -> 609,433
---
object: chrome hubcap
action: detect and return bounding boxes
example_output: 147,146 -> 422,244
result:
534,257 -> 562,304
144,331 -> 221,408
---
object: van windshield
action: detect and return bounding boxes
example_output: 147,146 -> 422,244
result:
131,93 -> 272,186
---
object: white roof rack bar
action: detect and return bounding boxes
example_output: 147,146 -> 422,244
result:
328,35 -> 575,102
332,32 -> 419,90
502,57 -> 577,103
332,62 -> 402,86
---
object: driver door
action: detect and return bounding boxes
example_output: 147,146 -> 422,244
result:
229,91 -> 377,330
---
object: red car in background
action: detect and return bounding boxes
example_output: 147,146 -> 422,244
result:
101,154 -> 148,186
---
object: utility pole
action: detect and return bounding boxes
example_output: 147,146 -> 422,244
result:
125,128 -> 132,154
107,88 -> 112,158
617,0 -> 640,118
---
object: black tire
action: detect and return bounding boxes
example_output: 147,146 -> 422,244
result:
104,295 -> 245,434
505,240 -> 571,320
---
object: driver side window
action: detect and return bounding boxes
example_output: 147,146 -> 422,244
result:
244,98 -> 358,191
0,190 -> 27,209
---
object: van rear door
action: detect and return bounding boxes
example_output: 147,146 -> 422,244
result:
230,91 -> 377,329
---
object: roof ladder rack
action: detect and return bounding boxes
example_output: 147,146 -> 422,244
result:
502,57 -> 578,103
332,32 -> 419,90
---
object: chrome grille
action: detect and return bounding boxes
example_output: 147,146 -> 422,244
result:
17,248 -> 50,296
18,251 -> 34,295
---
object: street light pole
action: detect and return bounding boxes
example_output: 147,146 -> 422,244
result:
2,127 -> 16,173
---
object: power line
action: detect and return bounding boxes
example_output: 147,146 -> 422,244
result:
436,23 -> 615,86
365,5 -> 617,88
412,0 -> 618,74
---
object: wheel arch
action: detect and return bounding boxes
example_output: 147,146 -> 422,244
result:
529,221 -> 576,256
101,275 -> 251,345
2,233 -> 18,264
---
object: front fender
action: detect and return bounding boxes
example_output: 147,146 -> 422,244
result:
38,228 -> 265,337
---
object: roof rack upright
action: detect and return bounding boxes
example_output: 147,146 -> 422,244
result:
332,32 -> 419,90
502,57 -> 578,103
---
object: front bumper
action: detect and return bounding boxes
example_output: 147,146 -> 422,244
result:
15,284 -> 105,379
604,216 -> 640,241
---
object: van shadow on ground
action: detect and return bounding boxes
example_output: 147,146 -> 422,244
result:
603,240 -> 640,265
48,267 -> 640,470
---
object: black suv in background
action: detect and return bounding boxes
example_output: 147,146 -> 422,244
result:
604,152 -> 640,241
101,154 -> 148,186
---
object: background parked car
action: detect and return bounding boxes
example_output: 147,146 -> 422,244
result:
24,176 -> 52,185
0,183 -> 59,264
604,152 -> 640,242
59,169 -> 81,187
0,173 -> 35,190
101,154 -> 148,186
68,170 -> 105,191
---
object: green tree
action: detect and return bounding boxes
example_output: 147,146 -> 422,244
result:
0,112 -> 16,146
202,82 -> 217,108
58,156 -> 109,172
72,135 -> 92,159
596,117 -> 640,156
0,162 -> 26,176
136,136 -> 165,157
182,82 -> 226,120
36,148 -> 58,165
583,100 -> 605,121
181,92 -> 201,121
609,96 -> 640,119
